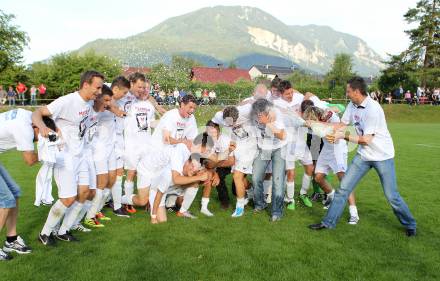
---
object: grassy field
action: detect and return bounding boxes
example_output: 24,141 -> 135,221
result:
0,105 -> 439,281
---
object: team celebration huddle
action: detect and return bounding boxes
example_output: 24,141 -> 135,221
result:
0,70 -> 417,261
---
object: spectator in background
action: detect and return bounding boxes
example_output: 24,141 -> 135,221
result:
0,86 -> 6,105
30,85 -> 37,106
376,91 -> 383,104
370,91 -> 377,101
209,90 -> 216,104
415,88 -> 422,104
195,89 -> 202,104
7,86 -> 16,107
433,88 -> 440,106
385,92 -> 392,104
16,82 -> 27,106
202,89 -> 209,105
38,84 -> 46,98
404,90 -> 412,105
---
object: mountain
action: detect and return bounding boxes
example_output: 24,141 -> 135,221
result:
77,6 -> 384,75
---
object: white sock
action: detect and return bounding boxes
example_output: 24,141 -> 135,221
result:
263,180 -> 272,195
349,205 -> 359,218
236,198 -> 245,209
201,197 -> 210,210
98,188 -> 111,212
300,174 -> 311,195
327,190 -> 335,200
180,187 -> 198,213
72,200 -> 92,227
58,202 -> 83,235
112,176 -> 123,210
121,194 -> 135,205
286,181 -> 295,201
41,200 -> 67,236
86,189 -> 103,219
124,181 -> 134,198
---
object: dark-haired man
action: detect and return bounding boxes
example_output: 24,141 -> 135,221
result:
309,77 -> 417,236
0,109 -> 56,260
212,102 -> 257,217
151,94 -> 199,218
33,70 -> 104,244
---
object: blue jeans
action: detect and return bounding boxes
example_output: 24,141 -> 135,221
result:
0,163 -> 21,208
322,154 -> 416,230
252,147 -> 286,217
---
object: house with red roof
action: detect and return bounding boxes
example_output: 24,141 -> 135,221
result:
122,66 -> 151,77
190,66 -> 251,84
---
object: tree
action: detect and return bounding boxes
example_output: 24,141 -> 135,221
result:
27,51 -> 121,98
325,53 -> 355,87
0,10 -> 29,73
378,0 -> 439,91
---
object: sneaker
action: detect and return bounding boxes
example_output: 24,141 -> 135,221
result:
270,215 -> 281,222
55,231 -> 79,242
264,193 -> 271,204
38,233 -> 56,246
113,208 -> 130,218
253,206 -> 266,214
322,195 -> 333,210
311,192 -> 323,202
104,200 -> 114,209
348,216 -> 359,225
96,212 -> 111,221
406,228 -> 417,237
0,249 -> 12,261
287,201 -> 296,210
3,236 -> 32,254
176,211 -> 197,219
71,224 -> 91,233
84,218 -> 105,228
200,208 -> 214,217
299,194 -> 313,208
231,207 -> 244,217
125,205 -> 137,214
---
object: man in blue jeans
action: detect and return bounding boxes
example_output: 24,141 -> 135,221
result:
0,109 -> 57,260
251,99 -> 288,222
308,77 -> 417,237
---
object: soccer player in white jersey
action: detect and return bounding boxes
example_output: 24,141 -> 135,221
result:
119,72 -> 151,214
0,109 -> 55,259
33,70 -> 104,245
200,121 -> 234,215
151,94 -> 199,217
273,80 -> 305,211
211,101 -> 258,217
81,85 -> 120,229
303,106 -> 359,224
121,78 -> 156,212
135,142 -> 210,223
102,76 -> 130,215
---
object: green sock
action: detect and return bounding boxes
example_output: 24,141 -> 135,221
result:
312,179 -> 323,193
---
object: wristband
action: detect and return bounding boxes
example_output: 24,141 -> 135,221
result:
344,131 -> 350,141
151,214 -> 157,219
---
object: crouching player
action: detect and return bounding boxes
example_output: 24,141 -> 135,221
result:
303,106 -> 359,224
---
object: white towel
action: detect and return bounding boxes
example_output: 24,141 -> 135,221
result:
35,134 -> 59,206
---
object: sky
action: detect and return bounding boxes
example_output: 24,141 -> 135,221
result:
2,0 -> 418,65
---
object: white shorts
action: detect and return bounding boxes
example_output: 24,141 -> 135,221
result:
115,134 -> 124,169
94,144 -> 116,175
232,141 -> 257,174
54,153 -> 92,198
315,153 -> 347,175
124,145 -> 143,171
138,167 -> 171,191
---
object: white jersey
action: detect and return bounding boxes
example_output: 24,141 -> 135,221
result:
213,134 -> 232,161
115,91 -> 137,135
152,108 -> 197,145
0,109 -> 34,153
320,112 -> 347,161
85,108 -> 99,151
211,103 -> 255,144
124,99 -> 155,146
46,92 -> 93,156
95,110 -> 116,145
